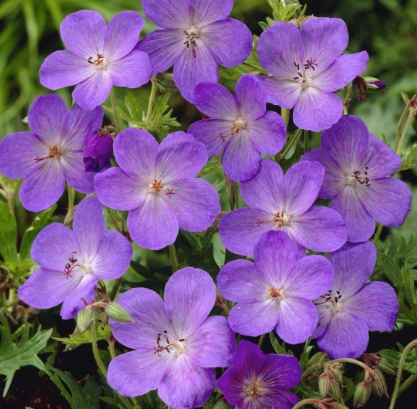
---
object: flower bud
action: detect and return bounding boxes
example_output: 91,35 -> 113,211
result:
76,309 -> 93,332
106,303 -> 135,322
364,77 -> 386,91
377,357 -> 397,376
353,381 -> 371,408
319,373 -> 331,397
83,132 -> 113,173
371,368 -> 388,398
352,76 -> 368,102
212,399 -> 233,409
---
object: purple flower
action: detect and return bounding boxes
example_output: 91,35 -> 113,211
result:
219,159 -> 347,255
0,95 -> 103,212
188,74 -> 286,181
257,18 -> 369,131
218,231 -> 334,343
302,115 -> 412,242
217,340 -> 301,409
18,197 -> 132,319
312,242 -> 399,359
136,0 -> 253,102
94,129 -> 220,250
40,11 -> 152,110
107,267 -> 235,408
83,132 -> 113,172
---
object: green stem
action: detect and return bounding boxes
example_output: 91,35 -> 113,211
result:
109,277 -> 122,300
233,181 -> 240,210
281,108 -> 290,128
91,322 -> 108,378
332,357 -> 373,373
281,128 -> 302,159
110,88 -> 121,133
398,371 -> 417,396
169,243 -> 178,272
303,130 -> 309,153
389,339 -> 417,409
394,100 -> 413,151
343,84 -> 352,115
258,333 -> 266,347
396,109 -> 414,155
292,398 -> 320,409
64,185 -> 76,226
146,75 -> 158,125
373,223 -> 384,243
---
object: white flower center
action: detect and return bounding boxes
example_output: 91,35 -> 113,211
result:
88,53 -> 108,69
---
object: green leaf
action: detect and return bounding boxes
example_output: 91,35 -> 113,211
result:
0,201 -> 17,263
0,315 -> 52,396
380,345 -> 417,374
269,332 -> 293,355
53,325 -> 111,351
398,143 -> 417,171
197,155 -> 222,177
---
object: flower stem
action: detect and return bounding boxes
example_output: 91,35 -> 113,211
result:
109,278 -> 122,301
343,84 -> 352,115
169,243 -> 178,272
303,130 -> 309,153
281,108 -> 290,128
373,223 -> 384,243
258,333 -> 266,347
90,322 -> 108,378
396,108 -> 414,155
388,339 -> 417,409
64,185 -> 76,226
281,128 -> 302,159
292,398 -> 321,409
398,371 -> 417,396
394,97 -> 414,152
146,75 -> 158,125
110,88 -> 121,133
332,357 -> 373,373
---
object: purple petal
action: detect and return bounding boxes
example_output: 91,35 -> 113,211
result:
127,197 -> 179,250
330,187 -> 375,243
0,133 -> 46,179
289,206 -> 347,252
258,22 -> 303,78
300,18 -> 348,73
188,119 -> 232,157
158,360 -> 215,409
262,391 -> 300,409
293,88 -> 343,132
219,208 -> 274,256
104,11 -> 144,60
60,10 -> 106,58
329,241 -> 376,298
61,152 -> 95,193
94,167 -> 145,211
164,267 -> 215,335
20,162 -> 66,212
315,52 -> 369,92
156,132 -> 208,182
240,159 -> 284,213
263,354 -> 302,389
234,74 -> 266,120
142,0 -> 190,29
312,301 -> 333,339
193,0 -> 233,26
166,178 -> 220,232
108,350 -> 166,397
173,43 -> 218,103
113,128 -> 158,178
259,76 -> 302,109
249,111 -> 286,155
111,288 -> 172,350
191,316 -> 235,368
200,18 -> 252,67
317,313 -> 369,359
60,276 -> 97,319
276,297 -> 318,344
193,82 -> 238,120
40,51 -> 95,90
283,161 -> 324,215
218,259 -> 266,303
72,71 -> 113,110
109,50 -> 152,88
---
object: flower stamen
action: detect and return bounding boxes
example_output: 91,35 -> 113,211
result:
35,145 -> 62,163
149,179 -> 164,194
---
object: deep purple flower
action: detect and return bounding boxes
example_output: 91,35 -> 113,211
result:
257,18 -> 369,131
219,159 -> 347,255
218,231 -> 334,343
217,340 -> 301,409
188,74 -> 286,181
136,0 -> 252,102
312,242 -> 398,359
40,10 -> 152,110
83,132 -> 113,172
18,197 -> 132,319
302,115 -> 412,242
108,267 -> 235,408
94,129 -> 220,250
0,95 -> 102,212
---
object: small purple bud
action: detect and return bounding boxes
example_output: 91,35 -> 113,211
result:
352,76 -> 368,102
83,132 -> 113,173
364,77 -> 386,91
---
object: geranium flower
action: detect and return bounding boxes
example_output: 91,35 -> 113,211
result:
218,231 -> 334,343
302,115 -> 412,242
189,74 -> 286,181
136,0 -> 252,102
94,129 -> 220,250
0,95 -> 103,212
217,340 -> 301,409
312,241 -> 399,359
40,10 -> 152,110
257,18 -> 369,131
219,159 -> 347,255
108,267 -> 235,409
18,197 -> 132,319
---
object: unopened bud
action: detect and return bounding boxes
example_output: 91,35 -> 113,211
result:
353,381 -> 371,408
371,368 -> 388,398
352,76 -> 368,102
212,399 -> 233,409
106,303 -> 134,322
377,357 -> 397,376
76,309 -> 93,332
364,77 -> 386,91
319,373 -> 331,397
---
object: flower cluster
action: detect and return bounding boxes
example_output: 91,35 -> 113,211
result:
1,1 -> 413,408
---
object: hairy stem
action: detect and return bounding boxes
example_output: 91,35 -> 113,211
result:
110,88 -> 121,133
281,108 -> 290,128
332,357 -> 373,373
109,278 -> 122,301
169,243 -> 178,272
373,223 -> 384,243
396,108 -> 414,155
281,128 -> 302,159
91,322 -> 108,378
146,75 -> 158,125
292,398 -> 321,409
258,333 -> 266,347
394,98 -> 413,151
64,185 -> 76,226
398,371 -> 417,396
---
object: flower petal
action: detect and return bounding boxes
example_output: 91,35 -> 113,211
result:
234,74 -> 267,120
164,267 -> 216,335
193,0 -> 233,26
259,76 -> 302,109
61,152 -> 95,193
142,0 -> 191,29
262,354 -> 302,389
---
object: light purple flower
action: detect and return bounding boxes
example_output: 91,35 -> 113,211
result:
18,197 -> 132,319
219,159 -> 347,255
83,132 -> 113,172
188,74 -> 286,181
94,129 -> 220,250
217,340 -> 301,409
302,115 -> 412,242
312,241 -> 398,359
0,95 -> 103,212
257,18 -> 369,131
136,0 -> 252,102
40,10 -> 152,110
218,231 -> 334,343
107,267 -> 235,409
